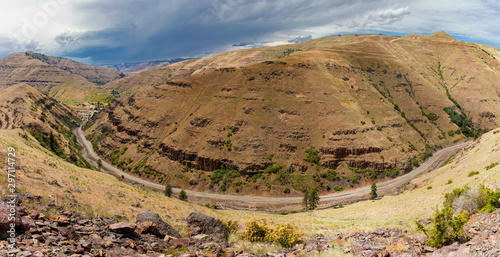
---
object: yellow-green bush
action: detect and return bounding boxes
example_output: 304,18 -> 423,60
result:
242,218 -> 303,247
221,218 -> 239,234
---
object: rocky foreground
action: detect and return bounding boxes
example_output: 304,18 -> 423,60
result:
1,194 -> 499,256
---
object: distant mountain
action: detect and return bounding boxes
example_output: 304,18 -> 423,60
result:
0,51 -> 124,107
85,32 -> 500,196
102,58 -> 194,74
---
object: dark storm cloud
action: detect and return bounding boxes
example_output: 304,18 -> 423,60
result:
52,0 -> 411,64
7,0 -> 500,64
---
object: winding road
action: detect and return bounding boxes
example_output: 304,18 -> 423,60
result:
75,124 -> 470,205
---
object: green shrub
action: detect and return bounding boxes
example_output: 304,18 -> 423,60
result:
333,185 -> 344,191
178,190 -> 188,201
411,158 -> 419,167
486,162 -> 498,170
418,185 -> 500,247
468,171 -> 479,177
320,170 -> 340,181
478,187 -> 500,213
304,149 -> 320,165
224,139 -> 232,151
417,207 -> 469,247
376,126 -> 382,131
242,218 -> 303,247
283,187 -> 290,194
446,180 -> 453,185
265,164 -> 283,174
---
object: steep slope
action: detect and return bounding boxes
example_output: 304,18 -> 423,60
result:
102,46 -> 296,94
0,52 -> 124,106
86,32 -> 500,196
0,84 -> 89,168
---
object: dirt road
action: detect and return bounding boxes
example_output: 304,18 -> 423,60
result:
75,125 -> 470,207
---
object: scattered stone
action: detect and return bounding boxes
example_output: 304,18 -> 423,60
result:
48,180 -> 61,187
169,237 -> 189,249
192,234 -> 212,241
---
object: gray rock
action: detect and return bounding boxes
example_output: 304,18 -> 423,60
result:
109,222 -> 137,234
186,212 -> 228,242
135,211 -> 181,238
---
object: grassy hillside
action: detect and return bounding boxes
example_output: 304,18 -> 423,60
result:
0,52 -> 124,107
0,84 -> 89,168
1,126 -> 499,244
85,32 -> 499,196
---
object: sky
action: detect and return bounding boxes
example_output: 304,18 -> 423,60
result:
1,0 -> 500,65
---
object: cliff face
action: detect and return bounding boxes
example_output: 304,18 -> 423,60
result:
85,32 -> 500,195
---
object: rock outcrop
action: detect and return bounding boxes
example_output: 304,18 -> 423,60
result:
186,212 -> 228,243
135,211 -> 181,238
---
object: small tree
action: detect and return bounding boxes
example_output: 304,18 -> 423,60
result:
97,159 -> 102,171
309,188 -> 320,210
302,190 -> 309,211
371,182 -> 378,199
165,184 -> 172,197
179,190 -> 188,201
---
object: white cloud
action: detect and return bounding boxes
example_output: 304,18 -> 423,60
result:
0,0 -> 500,64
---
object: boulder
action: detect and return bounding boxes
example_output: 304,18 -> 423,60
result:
109,222 -> 137,234
135,211 -> 181,238
186,212 -> 228,242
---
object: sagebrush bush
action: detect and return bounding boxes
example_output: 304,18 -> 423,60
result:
266,223 -> 303,248
242,219 -> 268,242
242,218 -> 303,247
221,218 -> 239,234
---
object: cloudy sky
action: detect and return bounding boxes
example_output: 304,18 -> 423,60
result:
1,0 -> 500,65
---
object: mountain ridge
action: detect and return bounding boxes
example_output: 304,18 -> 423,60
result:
84,32 -> 500,196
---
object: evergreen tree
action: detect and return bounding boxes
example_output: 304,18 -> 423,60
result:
309,188 -> 320,210
165,184 -> 172,197
371,182 -> 378,199
97,159 -> 102,171
179,190 -> 188,201
302,190 -> 309,211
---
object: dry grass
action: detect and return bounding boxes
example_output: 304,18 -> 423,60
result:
0,128 -> 499,241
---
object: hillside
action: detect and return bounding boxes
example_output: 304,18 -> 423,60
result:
102,46 -> 295,94
85,32 -> 500,196
0,121 -> 499,256
0,52 -> 124,107
0,84 -> 89,168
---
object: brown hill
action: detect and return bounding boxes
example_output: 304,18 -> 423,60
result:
0,52 -> 124,107
85,32 -> 500,196
0,83 -> 90,167
102,47 -> 293,94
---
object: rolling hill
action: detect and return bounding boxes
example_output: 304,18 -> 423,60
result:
0,83 -> 90,168
84,32 -> 500,196
0,51 -> 125,107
